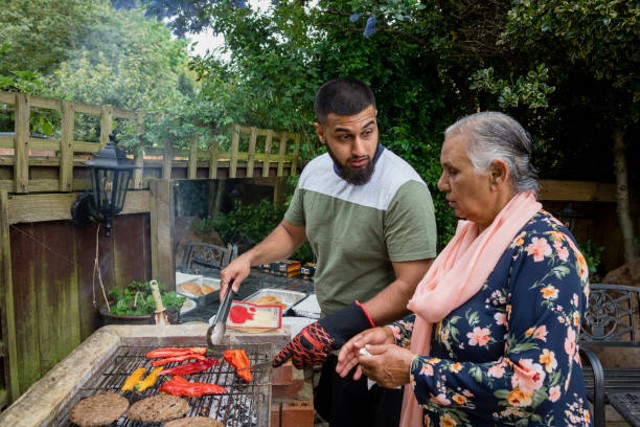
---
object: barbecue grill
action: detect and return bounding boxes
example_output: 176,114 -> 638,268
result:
0,324 -> 279,427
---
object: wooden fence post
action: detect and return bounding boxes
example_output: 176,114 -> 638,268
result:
230,125 -> 240,178
277,132 -> 288,177
188,134 -> 199,180
262,130 -> 273,177
14,93 -> 29,193
134,149 -> 145,189
60,100 -> 74,192
0,190 -> 20,405
99,105 -> 113,146
291,133 -> 301,176
162,138 -> 174,179
246,127 -> 257,177
133,112 -> 145,189
149,179 -> 175,289
208,138 -> 220,179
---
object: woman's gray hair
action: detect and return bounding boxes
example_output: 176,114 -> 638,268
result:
445,111 -> 539,195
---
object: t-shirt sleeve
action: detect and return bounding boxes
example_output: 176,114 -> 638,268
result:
284,186 -> 305,227
385,180 -> 438,262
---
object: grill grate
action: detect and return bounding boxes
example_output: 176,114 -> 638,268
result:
52,343 -> 272,426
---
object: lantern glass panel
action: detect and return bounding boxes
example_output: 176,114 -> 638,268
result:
91,168 -> 132,217
114,170 -> 132,212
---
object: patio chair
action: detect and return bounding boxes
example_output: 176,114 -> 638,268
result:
179,242 -> 232,275
579,283 -> 640,427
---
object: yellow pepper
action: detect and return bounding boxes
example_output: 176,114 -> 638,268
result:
134,367 -> 163,392
121,367 -> 146,391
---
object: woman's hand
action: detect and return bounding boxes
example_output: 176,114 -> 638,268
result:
336,326 -> 394,380
358,344 -> 413,389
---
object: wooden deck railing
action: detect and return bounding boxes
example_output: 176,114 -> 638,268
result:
0,90 -> 301,194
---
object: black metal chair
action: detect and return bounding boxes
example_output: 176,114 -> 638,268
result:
579,283 -> 640,427
179,242 -> 232,275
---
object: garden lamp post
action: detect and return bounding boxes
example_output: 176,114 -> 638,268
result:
71,133 -> 136,237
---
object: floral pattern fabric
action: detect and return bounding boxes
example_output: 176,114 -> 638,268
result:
391,210 -> 592,426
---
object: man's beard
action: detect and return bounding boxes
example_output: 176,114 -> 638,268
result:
326,143 -> 376,185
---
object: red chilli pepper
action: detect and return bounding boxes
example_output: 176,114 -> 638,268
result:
158,358 -> 219,376
223,349 -> 252,382
159,376 -> 227,397
146,347 -> 207,359
150,354 -> 206,367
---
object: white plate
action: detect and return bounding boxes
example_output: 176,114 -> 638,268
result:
180,298 -> 197,315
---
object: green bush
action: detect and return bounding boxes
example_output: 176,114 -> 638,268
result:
578,240 -> 604,279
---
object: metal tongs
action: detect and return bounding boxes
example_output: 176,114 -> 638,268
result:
207,282 -> 236,347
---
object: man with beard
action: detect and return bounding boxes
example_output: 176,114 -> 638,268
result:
220,77 -> 437,426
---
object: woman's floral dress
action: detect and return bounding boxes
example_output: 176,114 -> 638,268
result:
392,211 -> 592,426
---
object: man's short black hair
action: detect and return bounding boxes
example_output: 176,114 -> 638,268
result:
314,78 -> 376,125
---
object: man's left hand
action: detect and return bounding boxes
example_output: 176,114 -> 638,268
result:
272,322 -> 334,369
272,301 -> 375,369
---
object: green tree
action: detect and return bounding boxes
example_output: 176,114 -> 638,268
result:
46,4 -> 194,111
0,0 -> 98,80
1,0 -> 200,143
501,0 -> 640,261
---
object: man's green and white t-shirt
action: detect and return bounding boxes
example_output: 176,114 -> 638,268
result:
284,146 -> 437,316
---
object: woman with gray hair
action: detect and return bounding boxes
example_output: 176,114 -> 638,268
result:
337,112 -> 592,426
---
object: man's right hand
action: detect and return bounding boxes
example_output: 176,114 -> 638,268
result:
219,256 -> 252,299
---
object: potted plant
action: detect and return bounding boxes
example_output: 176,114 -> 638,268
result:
99,280 -> 188,325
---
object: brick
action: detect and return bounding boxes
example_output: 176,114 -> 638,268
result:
271,403 -> 281,427
272,362 -> 293,385
272,378 -> 304,399
281,400 -> 314,427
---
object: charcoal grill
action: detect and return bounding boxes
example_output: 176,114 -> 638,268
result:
0,324 -> 278,427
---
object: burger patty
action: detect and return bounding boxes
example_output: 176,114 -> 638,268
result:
69,392 -> 129,427
164,416 -> 224,427
126,394 -> 189,423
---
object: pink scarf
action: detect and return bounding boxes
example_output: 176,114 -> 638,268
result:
399,192 -> 541,426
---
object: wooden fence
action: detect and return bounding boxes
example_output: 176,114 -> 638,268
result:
0,90 -> 301,194
0,91 -> 302,409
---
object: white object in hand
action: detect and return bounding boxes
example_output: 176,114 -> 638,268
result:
359,347 -> 375,389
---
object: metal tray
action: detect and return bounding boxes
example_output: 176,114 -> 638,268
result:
290,293 -> 321,319
176,277 -> 220,307
243,288 -> 307,313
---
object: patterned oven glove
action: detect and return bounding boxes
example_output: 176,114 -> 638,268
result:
272,301 -> 374,369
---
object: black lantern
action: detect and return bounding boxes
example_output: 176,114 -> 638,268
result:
71,133 -> 136,237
